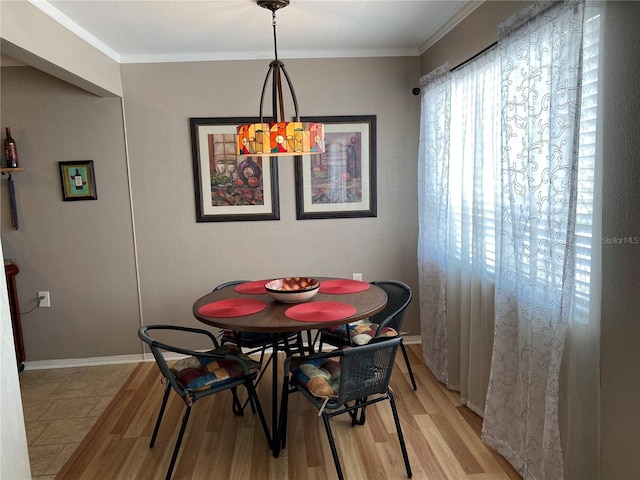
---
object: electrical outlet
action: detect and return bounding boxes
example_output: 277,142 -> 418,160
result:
38,291 -> 50,308
352,273 -> 363,281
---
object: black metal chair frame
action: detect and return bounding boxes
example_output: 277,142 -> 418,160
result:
315,280 -> 418,390
138,324 -> 271,480
279,337 -> 412,480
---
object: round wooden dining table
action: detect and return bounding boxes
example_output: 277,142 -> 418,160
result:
192,277 -> 388,457
192,277 -> 387,332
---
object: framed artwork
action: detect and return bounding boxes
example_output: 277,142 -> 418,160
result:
294,115 -> 377,220
190,117 -> 280,222
58,160 -> 97,201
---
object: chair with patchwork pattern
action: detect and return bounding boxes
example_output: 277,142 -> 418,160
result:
279,336 -> 412,480
138,324 -> 270,480
316,280 -> 417,390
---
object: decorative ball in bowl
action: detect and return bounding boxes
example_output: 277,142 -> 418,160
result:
264,277 -> 320,303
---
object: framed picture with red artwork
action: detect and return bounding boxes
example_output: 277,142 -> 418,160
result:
190,117 -> 280,222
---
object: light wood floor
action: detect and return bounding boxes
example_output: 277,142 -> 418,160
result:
44,344 -> 521,480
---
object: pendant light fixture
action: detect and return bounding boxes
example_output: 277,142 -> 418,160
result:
237,0 -> 325,157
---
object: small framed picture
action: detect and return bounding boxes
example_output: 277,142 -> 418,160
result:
58,161 -> 97,201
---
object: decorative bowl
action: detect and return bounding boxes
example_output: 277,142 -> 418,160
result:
264,277 -> 320,303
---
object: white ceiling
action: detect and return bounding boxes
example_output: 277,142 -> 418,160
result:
30,0 -> 480,64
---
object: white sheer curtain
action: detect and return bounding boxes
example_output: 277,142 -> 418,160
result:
417,64 -> 451,385
418,51 -> 501,413
482,2 -> 599,479
560,8 -> 602,479
418,1 -> 602,478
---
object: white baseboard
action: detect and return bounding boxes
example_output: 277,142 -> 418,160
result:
403,335 -> 421,345
24,354 -> 147,370
23,336 -> 423,370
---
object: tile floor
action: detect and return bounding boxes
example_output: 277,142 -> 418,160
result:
19,362 -> 138,480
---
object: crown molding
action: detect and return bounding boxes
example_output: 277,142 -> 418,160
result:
27,0 -> 121,62
419,0 -> 485,55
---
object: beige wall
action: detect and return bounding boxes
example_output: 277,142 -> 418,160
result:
419,2 -> 640,479
599,3 -> 640,478
120,56 -> 421,339
1,55 -> 421,361
0,66 -> 140,359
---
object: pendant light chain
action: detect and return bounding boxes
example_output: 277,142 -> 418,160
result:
271,9 -> 285,122
272,10 -> 278,62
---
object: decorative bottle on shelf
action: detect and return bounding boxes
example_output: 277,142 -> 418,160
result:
4,127 -> 19,168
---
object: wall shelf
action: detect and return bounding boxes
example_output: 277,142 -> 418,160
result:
0,167 -> 25,174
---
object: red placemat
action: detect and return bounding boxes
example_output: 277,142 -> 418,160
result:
234,280 -> 269,295
319,279 -> 370,294
198,298 -> 266,317
285,302 -> 357,322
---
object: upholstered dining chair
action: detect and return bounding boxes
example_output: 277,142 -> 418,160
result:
315,280 -> 417,390
138,324 -> 270,480
279,336 -> 412,480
